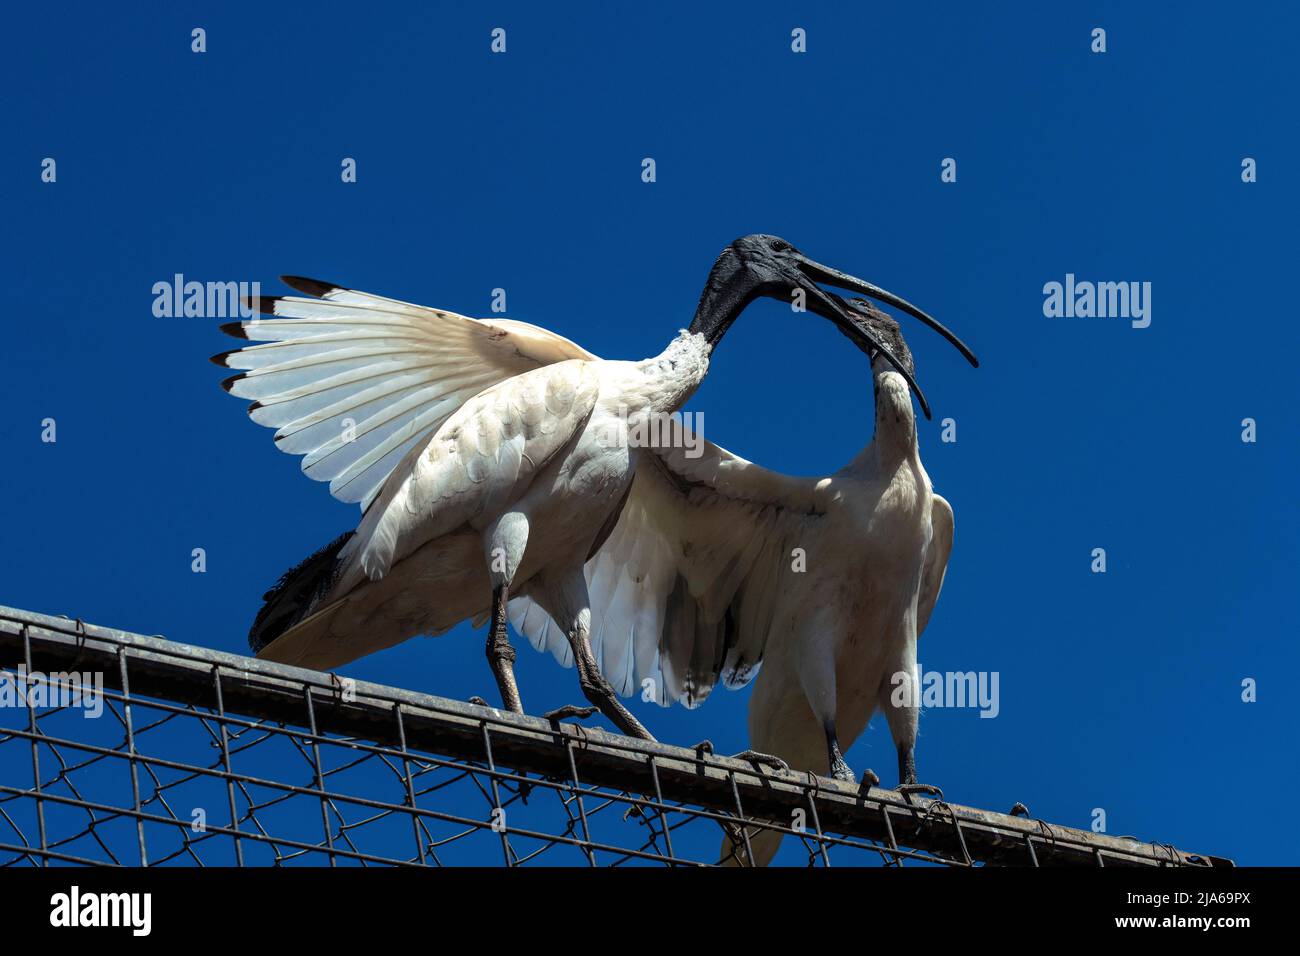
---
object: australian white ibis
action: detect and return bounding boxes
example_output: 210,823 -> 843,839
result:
213,236 -> 974,742
507,298 -> 970,865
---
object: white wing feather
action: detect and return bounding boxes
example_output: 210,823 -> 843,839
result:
220,283 -> 953,709
919,494 -> 954,634
215,278 -> 596,510
510,438 -> 826,707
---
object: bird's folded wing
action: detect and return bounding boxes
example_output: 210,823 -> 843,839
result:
213,278 -> 597,511
918,494 -> 953,635
511,437 -> 827,708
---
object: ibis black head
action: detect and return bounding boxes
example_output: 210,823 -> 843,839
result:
688,234 -> 977,420
845,298 -> 914,377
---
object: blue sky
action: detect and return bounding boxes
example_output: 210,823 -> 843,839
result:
3,2 -> 1296,865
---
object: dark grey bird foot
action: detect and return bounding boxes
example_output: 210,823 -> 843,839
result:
899,782 -> 944,799
467,696 -> 489,707
542,704 -> 599,722
1009,801 -> 1030,817
731,750 -> 789,773
829,755 -> 856,784
614,716 -> 656,741
691,740 -> 714,759
858,768 -> 881,795
574,670 -> 656,740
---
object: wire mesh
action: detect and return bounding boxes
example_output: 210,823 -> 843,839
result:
0,606 -> 1230,868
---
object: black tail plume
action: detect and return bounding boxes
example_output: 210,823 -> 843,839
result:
249,531 -> 355,653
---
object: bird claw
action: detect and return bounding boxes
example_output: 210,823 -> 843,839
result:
467,696 -> 489,707
730,750 -> 789,773
899,782 -> 944,799
542,704 -> 599,722
691,740 -> 715,759
1009,801 -> 1030,817
858,768 -> 881,795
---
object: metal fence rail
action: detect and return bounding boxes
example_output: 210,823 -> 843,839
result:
0,605 -> 1231,868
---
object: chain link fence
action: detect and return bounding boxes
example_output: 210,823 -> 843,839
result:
0,606 -> 1230,868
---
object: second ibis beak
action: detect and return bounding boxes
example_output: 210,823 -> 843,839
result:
794,253 -> 979,369
784,256 -> 936,418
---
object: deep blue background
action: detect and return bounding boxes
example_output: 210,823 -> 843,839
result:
3,2 -> 1296,864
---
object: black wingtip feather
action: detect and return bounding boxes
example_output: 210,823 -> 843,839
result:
210,348 -> 236,367
281,276 -> 343,298
220,373 -> 244,393
220,320 -> 249,339
242,295 -> 278,316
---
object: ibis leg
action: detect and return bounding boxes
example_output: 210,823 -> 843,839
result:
898,745 -> 917,786
824,721 -> 855,783
567,627 -> 655,741
881,674 -> 941,795
539,568 -> 655,740
486,585 -> 523,714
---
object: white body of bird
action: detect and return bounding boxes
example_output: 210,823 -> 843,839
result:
729,365 -> 951,865
263,333 -> 711,676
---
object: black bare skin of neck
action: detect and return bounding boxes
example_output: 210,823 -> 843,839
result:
687,253 -> 754,348
691,255 -> 919,461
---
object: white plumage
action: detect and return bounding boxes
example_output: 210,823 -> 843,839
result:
222,283 -> 591,510
507,302 -> 959,865
218,275 -> 691,739
214,238 -> 975,758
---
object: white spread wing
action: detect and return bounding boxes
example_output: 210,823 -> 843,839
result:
214,277 -> 597,510
512,438 -> 828,707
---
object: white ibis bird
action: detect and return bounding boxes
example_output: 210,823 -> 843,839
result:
507,298 -> 967,865
213,236 -> 974,742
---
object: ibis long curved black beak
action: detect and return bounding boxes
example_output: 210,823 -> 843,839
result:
782,263 -> 934,418
793,253 -> 980,369
689,234 -> 976,421
802,285 -> 935,420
